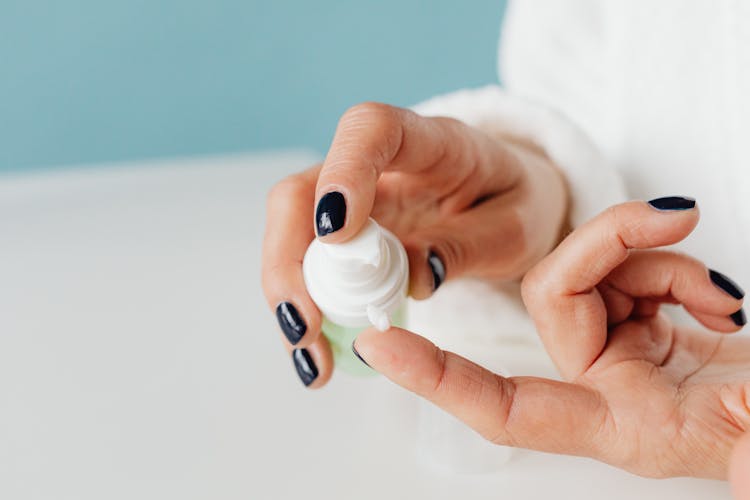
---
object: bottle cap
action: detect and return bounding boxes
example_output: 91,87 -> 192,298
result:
302,219 -> 408,329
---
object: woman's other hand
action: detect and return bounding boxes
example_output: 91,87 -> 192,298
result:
354,198 -> 749,479
262,102 -> 568,387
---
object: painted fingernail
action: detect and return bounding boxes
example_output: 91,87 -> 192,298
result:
730,308 -> 747,327
316,191 -> 346,236
351,341 -> 371,368
292,348 -> 319,386
709,269 -> 745,299
276,302 -> 307,345
647,196 -> 696,211
428,250 -> 446,291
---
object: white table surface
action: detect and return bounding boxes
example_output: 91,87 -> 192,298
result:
0,152 -> 731,499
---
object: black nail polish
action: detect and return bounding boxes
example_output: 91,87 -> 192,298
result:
276,302 -> 307,345
730,308 -> 747,327
316,191 -> 346,236
709,269 -> 745,299
292,348 -> 319,386
428,251 -> 446,291
647,196 -> 696,211
351,342 -> 371,368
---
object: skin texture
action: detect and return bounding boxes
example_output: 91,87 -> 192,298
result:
261,102 -> 567,388
354,201 -> 750,480
731,433 -> 750,498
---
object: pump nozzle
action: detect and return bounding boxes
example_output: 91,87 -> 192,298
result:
320,219 -> 384,272
303,218 -> 408,328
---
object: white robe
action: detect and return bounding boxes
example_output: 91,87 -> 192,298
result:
409,0 -> 750,363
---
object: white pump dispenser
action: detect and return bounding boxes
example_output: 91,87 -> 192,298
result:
302,218 -> 409,374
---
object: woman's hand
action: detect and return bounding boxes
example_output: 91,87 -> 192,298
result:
262,102 -> 567,387
354,198 -> 749,479
731,432 -> 750,498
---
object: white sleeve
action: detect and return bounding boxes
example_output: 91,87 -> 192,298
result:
408,0 -> 629,370
412,85 -> 627,228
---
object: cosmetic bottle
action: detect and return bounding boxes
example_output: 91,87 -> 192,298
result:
302,218 -> 408,375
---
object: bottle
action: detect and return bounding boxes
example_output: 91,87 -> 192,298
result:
302,218 -> 409,375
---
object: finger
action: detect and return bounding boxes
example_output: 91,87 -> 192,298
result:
522,198 -> 700,380
606,251 -> 746,332
688,309 -> 746,333
313,102 -> 521,242
593,312 -> 675,370
402,193 -> 527,298
528,199 -> 701,296
262,166 -> 324,350
353,327 -> 610,457
263,168 -> 335,387
287,336 -> 333,390
403,188 -> 545,299
595,282 -> 636,325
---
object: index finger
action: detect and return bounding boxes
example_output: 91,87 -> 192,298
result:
313,102 -> 521,242
353,326 -> 609,458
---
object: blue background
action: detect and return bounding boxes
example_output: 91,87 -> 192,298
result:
0,1 -> 506,172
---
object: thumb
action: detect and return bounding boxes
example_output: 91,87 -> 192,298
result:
353,326 -> 609,458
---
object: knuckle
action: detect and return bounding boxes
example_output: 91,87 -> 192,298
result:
342,101 -> 398,127
339,102 -> 394,136
334,102 -> 405,172
487,376 -> 517,445
603,204 -> 626,237
432,235 -> 469,280
668,250 -> 704,282
607,203 -> 636,238
603,202 -> 642,253
520,265 -> 547,306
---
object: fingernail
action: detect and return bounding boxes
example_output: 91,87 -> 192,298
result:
276,302 -> 307,345
316,191 -> 346,236
647,196 -> 696,211
292,348 -> 319,386
428,250 -> 446,291
351,341 -> 371,368
709,269 -> 745,299
730,308 -> 747,327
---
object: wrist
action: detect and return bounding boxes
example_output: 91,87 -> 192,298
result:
500,134 -> 571,270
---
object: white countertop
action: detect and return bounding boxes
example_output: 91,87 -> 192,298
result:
0,152 -> 730,499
